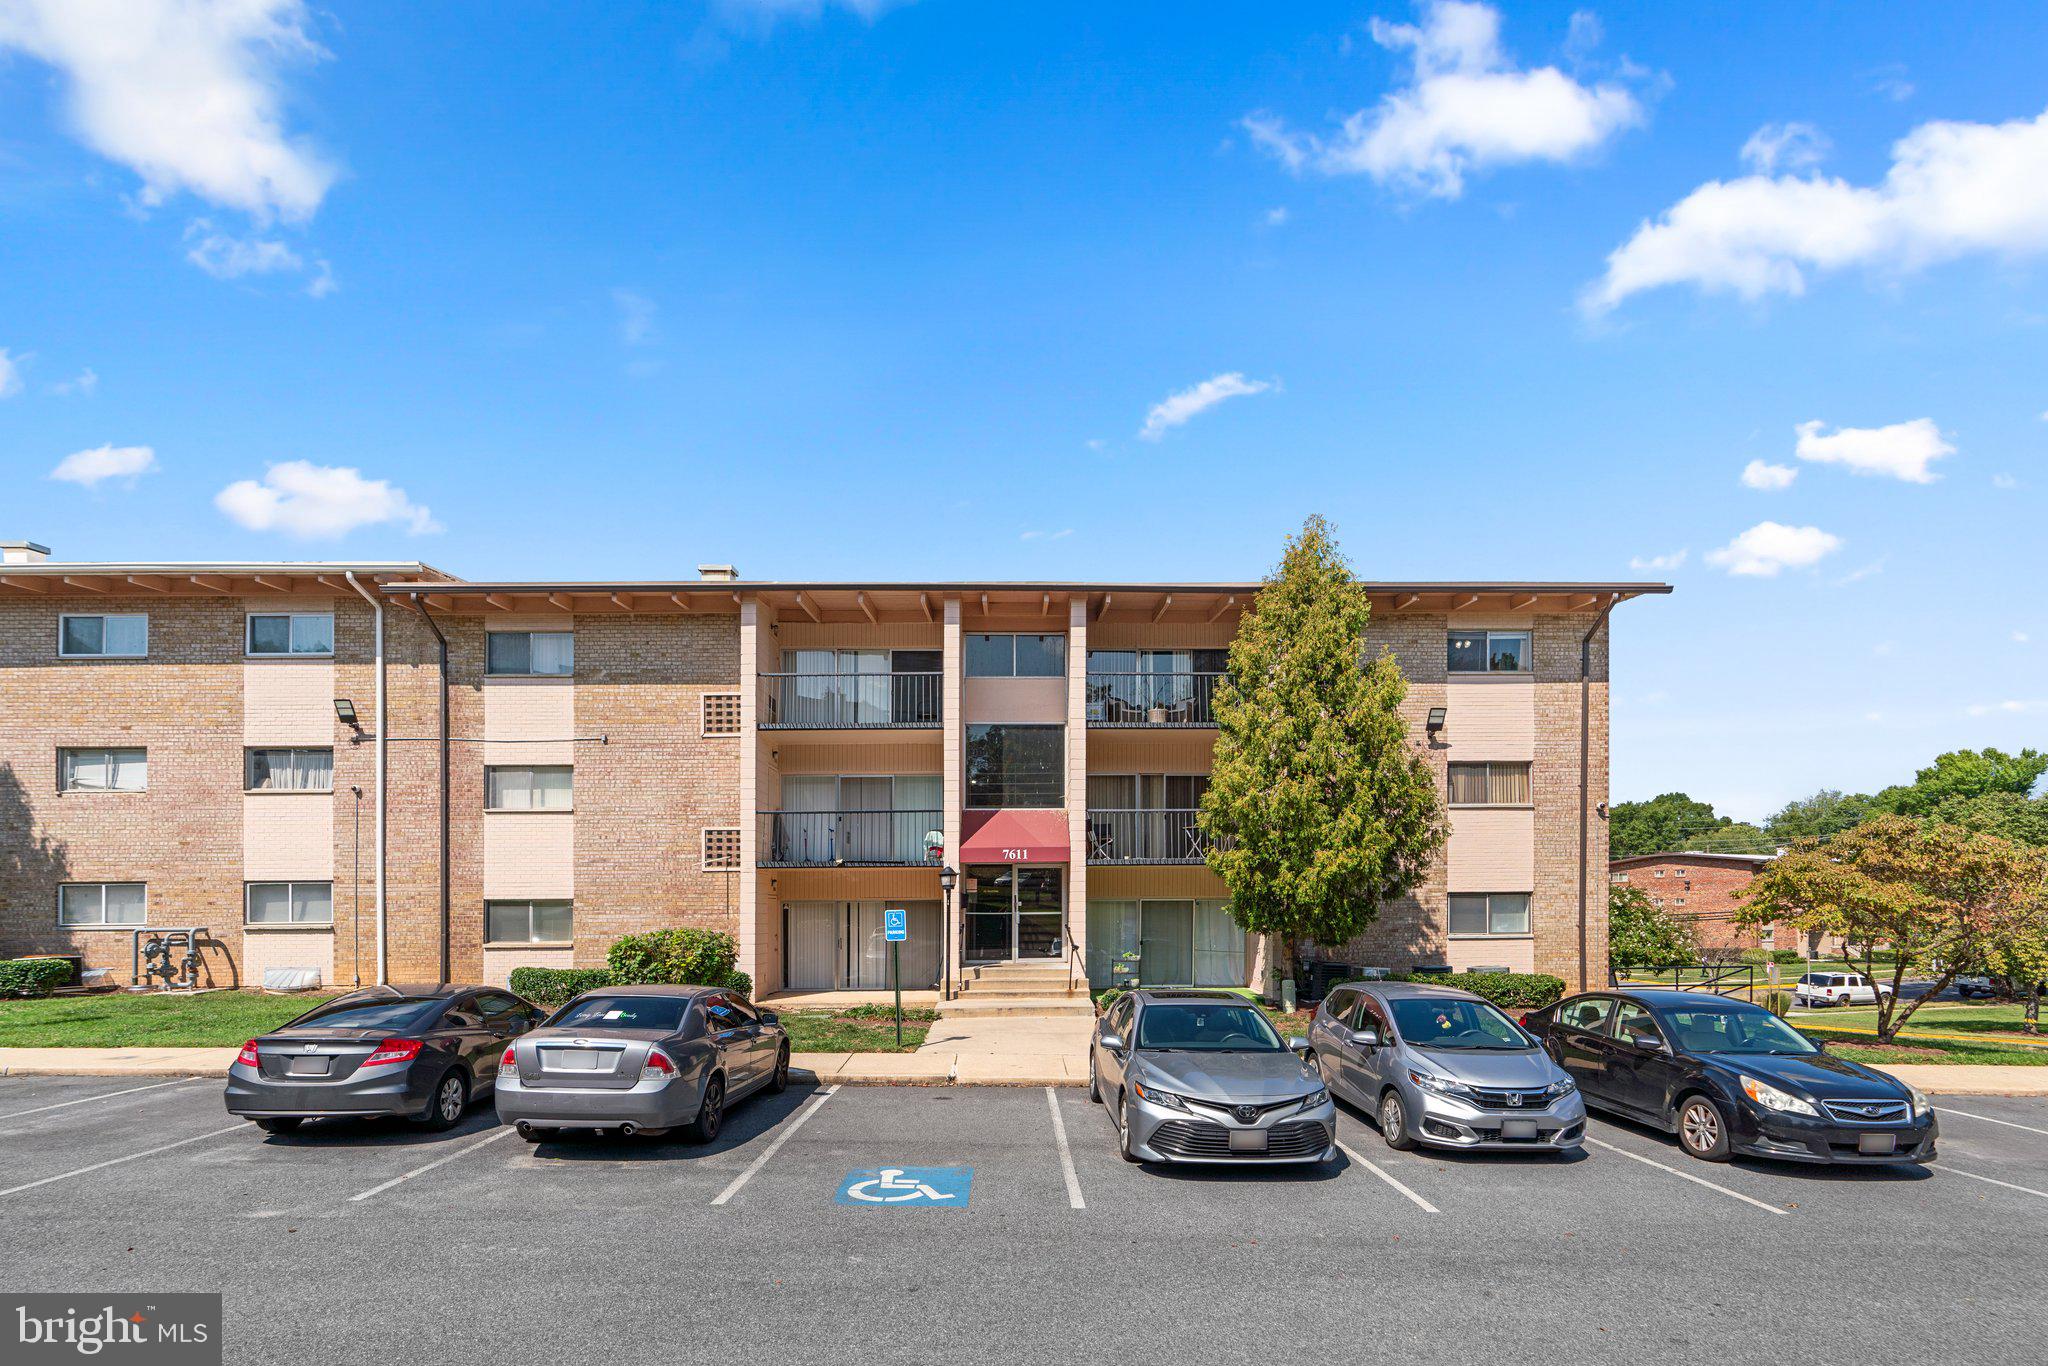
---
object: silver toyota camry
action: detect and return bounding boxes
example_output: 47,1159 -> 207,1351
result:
495,985 -> 790,1142
1089,989 -> 1336,1164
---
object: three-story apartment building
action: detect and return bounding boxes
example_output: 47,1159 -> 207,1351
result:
0,541 -> 1666,998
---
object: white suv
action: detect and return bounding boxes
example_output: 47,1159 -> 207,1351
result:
1792,972 -> 1893,1007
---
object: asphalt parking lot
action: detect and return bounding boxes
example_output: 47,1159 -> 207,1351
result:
3,1076 -> 2045,1365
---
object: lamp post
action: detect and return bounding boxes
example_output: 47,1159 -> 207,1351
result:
349,784 -> 364,988
939,864 -> 958,1002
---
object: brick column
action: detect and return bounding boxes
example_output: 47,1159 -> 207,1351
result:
1065,596 -> 1088,992
941,597 -> 964,996
737,596 -> 763,992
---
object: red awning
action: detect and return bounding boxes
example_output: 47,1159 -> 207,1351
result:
959,809 -> 1070,864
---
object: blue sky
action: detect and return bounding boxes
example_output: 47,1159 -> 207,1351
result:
2,1 -> 2043,820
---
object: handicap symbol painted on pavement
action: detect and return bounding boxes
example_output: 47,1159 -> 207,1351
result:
836,1166 -> 973,1207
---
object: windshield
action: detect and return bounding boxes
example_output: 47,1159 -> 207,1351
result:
546,996 -> 689,1033
1387,997 -> 1532,1051
1660,1005 -> 1817,1056
1135,1002 -> 1284,1052
290,998 -> 441,1032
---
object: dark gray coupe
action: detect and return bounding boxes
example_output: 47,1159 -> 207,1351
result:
495,985 -> 791,1142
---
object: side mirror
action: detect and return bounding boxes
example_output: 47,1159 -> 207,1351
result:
1099,1032 -> 1124,1053
1287,1035 -> 1311,1055
1351,1028 -> 1381,1049
759,1010 -> 780,1026
1625,1030 -> 1664,1052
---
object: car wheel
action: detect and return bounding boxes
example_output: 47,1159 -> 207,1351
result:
255,1117 -> 301,1135
417,1070 -> 468,1131
1118,1092 -> 1141,1163
1087,1054 -> 1101,1103
684,1074 -> 725,1144
1676,1096 -> 1732,1162
768,1045 -> 791,1095
1379,1090 -> 1416,1151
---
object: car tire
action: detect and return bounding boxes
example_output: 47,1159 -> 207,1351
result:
684,1074 -> 725,1145
416,1070 -> 468,1132
255,1117 -> 301,1135
1118,1092 -> 1141,1164
1379,1090 -> 1416,1151
1087,1054 -> 1101,1103
1676,1096 -> 1733,1162
768,1045 -> 791,1095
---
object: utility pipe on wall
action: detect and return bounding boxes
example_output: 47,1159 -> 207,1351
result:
342,573 -> 388,986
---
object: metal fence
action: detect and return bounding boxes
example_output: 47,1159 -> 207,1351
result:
1085,808 -> 1213,864
1085,672 -> 1222,726
759,810 -> 944,866
760,672 -> 942,728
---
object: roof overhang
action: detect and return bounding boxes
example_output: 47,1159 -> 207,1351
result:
0,563 -> 445,600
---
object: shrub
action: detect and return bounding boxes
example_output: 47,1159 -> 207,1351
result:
604,928 -> 748,992
1738,948 -> 1805,967
1382,970 -> 1566,1011
0,957 -> 74,998
507,966 -> 614,1006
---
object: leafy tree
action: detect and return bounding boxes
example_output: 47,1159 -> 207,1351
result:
1981,856 -> 2048,1034
1610,792 -> 1766,859
1607,883 -> 1698,973
1872,747 -> 2047,818
1202,515 -> 1446,986
1764,789 -> 1874,845
1926,791 -> 2048,849
1737,816 -> 2041,1041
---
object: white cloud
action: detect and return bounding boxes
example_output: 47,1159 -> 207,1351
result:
1871,640 -> 1895,657
1628,549 -> 1686,572
1243,1 -> 1644,199
2014,631 -> 2031,644
0,348 -> 21,398
1139,372 -> 1274,441
1587,105 -> 2048,311
1867,65 -> 1915,104
1740,122 -> 1829,175
0,0 -> 335,222
1740,459 -> 1798,490
1832,560 -> 1885,586
710,0 -> 905,29
1263,206 -> 1290,227
49,443 -> 157,487
1794,418 -> 1953,483
214,461 -> 440,538
1705,521 -> 1842,577
184,221 -> 301,278
1967,698 -> 2041,717
612,289 -> 658,346
1019,529 -> 1075,542
51,366 -> 98,396
1991,472 -> 2018,490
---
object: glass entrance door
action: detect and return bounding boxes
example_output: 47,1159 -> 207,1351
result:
962,865 -> 1066,961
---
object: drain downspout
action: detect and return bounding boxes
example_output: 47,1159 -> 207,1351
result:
1577,596 -> 1618,993
342,573 -> 387,986
408,594 -> 452,983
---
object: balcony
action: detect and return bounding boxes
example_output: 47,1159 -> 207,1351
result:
759,810 -> 945,867
760,672 -> 941,730
1085,808 -> 1214,865
1085,672 -> 1221,727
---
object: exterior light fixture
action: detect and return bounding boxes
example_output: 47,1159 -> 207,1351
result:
334,698 -> 359,726
1425,706 -> 1446,736
939,865 -> 958,895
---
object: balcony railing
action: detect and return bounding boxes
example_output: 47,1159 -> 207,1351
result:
1085,672 -> 1222,727
1085,808 -> 1215,865
760,672 -> 941,729
759,810 -> 945,867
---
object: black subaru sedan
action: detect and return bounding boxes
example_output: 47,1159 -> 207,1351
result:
1521,989 -> 1937,1165
225,984 -> 544,1134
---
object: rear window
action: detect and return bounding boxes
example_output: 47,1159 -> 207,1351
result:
547,996 -> 688,1033
290,998 -> 442,1032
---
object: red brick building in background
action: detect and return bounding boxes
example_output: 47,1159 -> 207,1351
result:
1608,852 -> 1785,958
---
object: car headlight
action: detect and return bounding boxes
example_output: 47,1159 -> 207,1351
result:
1740,1075 -> 1820,1117
1408,1069 -> 1466,1099
1906,1085 -> 1934,1120
1131,1080 -> 1190,1111
1296,1086 -> 1330,1112
1545,1076 -> 1577,1097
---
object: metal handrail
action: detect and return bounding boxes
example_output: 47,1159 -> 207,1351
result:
760,672 -> 941,728
1085,671 -> 1223,726
1085,808 -> 1214,864
758,810 -> 944,866
1611,962 -> 1758,999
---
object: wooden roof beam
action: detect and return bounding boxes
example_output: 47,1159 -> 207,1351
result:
0,575 -> 50,593
422,593 -> 458,612
609,592 -> 637,611
1453,594 -> 1481,611
250,575 -> 295,593
856,592 -> 877,624
1095,592 -> 1112,621
978,592 -> 990,616
190,574 -> 233,593
125,575 -> 173,595
484,594 -> 516,612
794,592 -> 822,623
1508,594 -> 1537,611
1571,594 -> 1604,611
546,593 -> 576,612
60,576 -> 110,594
1151,593 -> 1174,623
1206,594 -> 1236,623
920,592 -> 934,623
1393,593 -> 1420,611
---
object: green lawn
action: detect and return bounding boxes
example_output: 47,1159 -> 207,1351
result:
1787,1002 -> 2045,1040
0,991 -> 341,1048
778,1007 -> 935,1054
1797,1029 -> 2048,1067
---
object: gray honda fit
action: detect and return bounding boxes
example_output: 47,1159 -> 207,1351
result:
1306,981 -> 1585,1153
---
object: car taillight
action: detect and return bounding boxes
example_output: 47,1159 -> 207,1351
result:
236,1039 -> 261,1068
362,1038 -> 423,1068
500,1045 -> 517,1069
641,1050 -> 677,1082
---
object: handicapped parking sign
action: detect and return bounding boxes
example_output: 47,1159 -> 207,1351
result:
836,1166 -> 972,1207
884,908 -> 907,942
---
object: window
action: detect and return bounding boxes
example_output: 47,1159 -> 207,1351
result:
247,612 -> 334,656
702,692 -> 742,736
1670,866 -> 1687,877
245,747 -> 333,793
1446,629 -> 1530,674
59,882 -> 145,927
966,633 -> 1066,678
59,614 -> 147,658
965,724 -> 1064,807
1447,761 -> 1531,806
1447,892 -> 1532,935
1557,996 -> 1614,1033
484,765 -> 572,811
246,881 -> 333,926
59,748 -> 147,793
1613,1001 -> 1663,1047
485,899 -> 573,944
486,630 -> 573,676
702,827 -> 741,870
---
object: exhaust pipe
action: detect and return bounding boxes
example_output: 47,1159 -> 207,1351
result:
619,1122 -> 638,1137
515,1121 -> 534,1139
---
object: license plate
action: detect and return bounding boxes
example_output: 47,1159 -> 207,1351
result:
287,1057 -> 329,1077
544,1051 -> 606,1071
1500,1119 -> 1540,1141
1227,1128 -> 1269,1153
1857,1132 -> 1897,1155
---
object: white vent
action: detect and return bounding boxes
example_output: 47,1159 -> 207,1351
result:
2,540 -> 51,564
697,564 -> 738,582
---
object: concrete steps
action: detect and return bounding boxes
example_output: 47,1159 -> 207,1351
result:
937,995 -> 1097,1018
956,963 -> 1081,999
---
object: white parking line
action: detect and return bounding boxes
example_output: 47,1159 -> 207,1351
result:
1935,1164 -> 2048,1202
1938,1107 -> 2048,1138
1046,1087 -> 1085,1210
0,1078 -> 196,1123
0,1123 -> 250,1197
347,1127 -> 517,1203
1334,1141 -> 1440,1214
710,1085 -> 838,1207
1582,1136 -> 1786,1216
